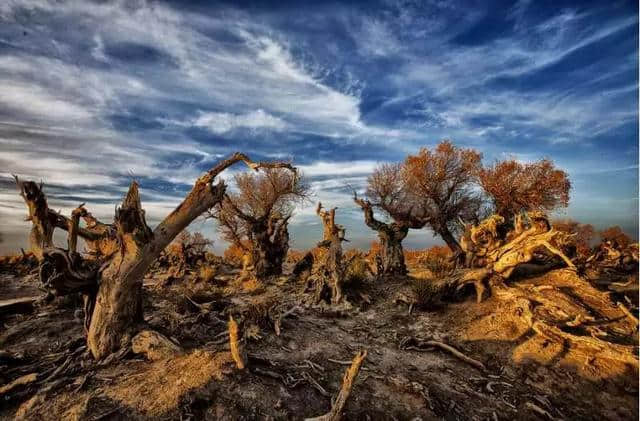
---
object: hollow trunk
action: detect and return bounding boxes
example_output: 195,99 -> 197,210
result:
377,226 -> 408,276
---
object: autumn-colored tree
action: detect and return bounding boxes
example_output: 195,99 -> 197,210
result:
214,167 -> 308,278
353,163 -> 426,275
478,159 -> 570,220
403,141 -> 483,255
552,218 -> 595,257
599,226 -> 633,249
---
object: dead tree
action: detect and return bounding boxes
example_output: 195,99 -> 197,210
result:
314,203 -> 348,304
213,167 -> 307,279
316,202 -> 338,242
458,211 -> 576,302
15,153 -> 294,359
403,141 -> 483,256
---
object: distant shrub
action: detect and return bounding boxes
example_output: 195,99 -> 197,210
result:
343,251 -> 371,287
405,245 -> 453,277
599,226 -> 633,249
197,265 -> 217,282
552,218 -> 595,258
366,241 -> 381,265
286,249 -> 306,265
223,242 -> 251,267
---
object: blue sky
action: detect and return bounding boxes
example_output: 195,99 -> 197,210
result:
0,0 -> 637,254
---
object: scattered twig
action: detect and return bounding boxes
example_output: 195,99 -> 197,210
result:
525,401 -> 555,420
400,337 -> 486,372
305,350 -> 367,421
302,371 -> 331,397
486,381 -> 513,393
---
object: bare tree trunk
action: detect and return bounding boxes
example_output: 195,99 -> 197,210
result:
377,227 -> 408,275
250,215 -> 290,279
86,182 -> 153,358
352,196 -> 410,276
316,203 -> 347,304
13,178 -> 55,261
439,226 -> 463,255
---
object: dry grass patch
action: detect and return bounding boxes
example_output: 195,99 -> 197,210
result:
105,350 -> 234,417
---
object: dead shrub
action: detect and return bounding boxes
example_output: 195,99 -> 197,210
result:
197,265 -> 217,283
344,250 -> 372,288
223,242 -> 251,267
406,246 -> 453,277
410,278 -> 441,309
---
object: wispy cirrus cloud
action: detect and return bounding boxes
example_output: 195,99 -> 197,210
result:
0,0 -> 636,254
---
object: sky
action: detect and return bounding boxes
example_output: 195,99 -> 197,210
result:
0,0 -> 637,254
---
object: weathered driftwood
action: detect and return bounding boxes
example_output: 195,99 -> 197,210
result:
305,350 -> 367,421
454,212 -> 576,302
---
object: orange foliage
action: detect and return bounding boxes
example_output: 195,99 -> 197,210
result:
599,226 -> 633,248
223,242 -> 251,266
404,245 -> 452,266
403,141 -> 483,250
478,159 -> 570,218
552,218 -> 595,257
286,249 -> 307,264
366,241 -> 381,264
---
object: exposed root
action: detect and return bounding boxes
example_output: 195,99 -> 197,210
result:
617,302 -> 639,327
531,321 -> 639,368
400,337 -> 486,372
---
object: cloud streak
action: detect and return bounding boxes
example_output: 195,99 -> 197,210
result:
0,0 -> 637,254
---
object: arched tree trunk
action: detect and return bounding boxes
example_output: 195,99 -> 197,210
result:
353,196 -> 412,276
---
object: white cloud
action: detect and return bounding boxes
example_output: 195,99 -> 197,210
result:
298,161 -> 378,177
191,109 -> 286,133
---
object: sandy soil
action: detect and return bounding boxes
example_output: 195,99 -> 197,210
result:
0,263 -> 638,420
